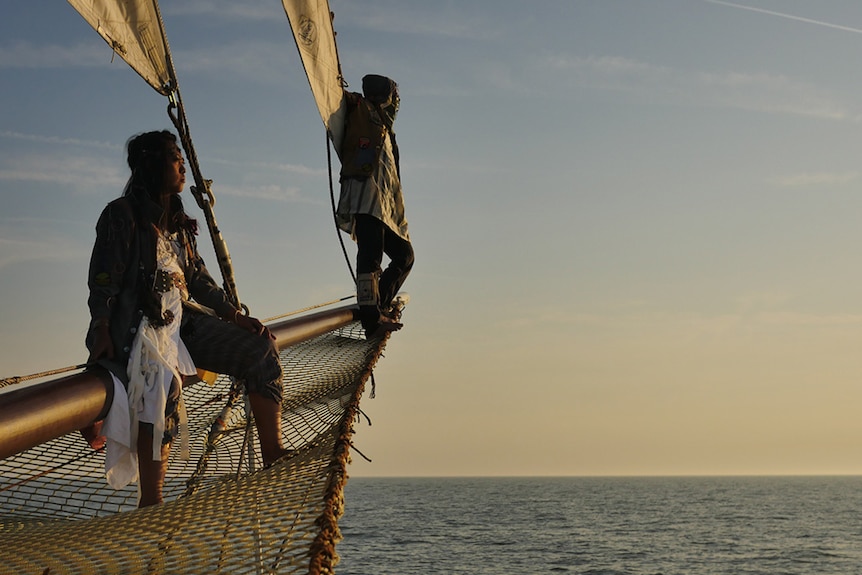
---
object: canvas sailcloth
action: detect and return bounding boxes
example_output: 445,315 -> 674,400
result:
67,0 -> 173,95
281,0 -> 347,156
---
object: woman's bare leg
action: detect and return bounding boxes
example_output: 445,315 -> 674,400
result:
248,392 -> 290,465
137,425 -> 171,507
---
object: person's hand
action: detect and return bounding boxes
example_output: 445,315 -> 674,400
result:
235,313 -> 275,340
88,324 -> 114,362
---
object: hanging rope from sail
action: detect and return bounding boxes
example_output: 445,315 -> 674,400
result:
166,90 -> 244,310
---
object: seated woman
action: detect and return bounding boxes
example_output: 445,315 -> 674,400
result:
85,130 -> 290,507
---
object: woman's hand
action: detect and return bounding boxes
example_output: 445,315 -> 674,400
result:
234,311 -> 274,340
88,324 -> 114,362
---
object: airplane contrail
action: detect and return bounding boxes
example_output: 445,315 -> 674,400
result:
703,0 -> 862,35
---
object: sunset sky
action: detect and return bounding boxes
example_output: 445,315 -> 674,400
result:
3,0 -> 862,476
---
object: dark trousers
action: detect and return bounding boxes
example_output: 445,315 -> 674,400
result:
354,214 -> 414,316
180,310 -> 283,403
152,310 -> 282,444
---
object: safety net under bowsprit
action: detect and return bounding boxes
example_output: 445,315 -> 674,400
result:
0,310 -> 396,575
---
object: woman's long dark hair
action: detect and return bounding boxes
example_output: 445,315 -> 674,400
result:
123,130 -> 190,233
123,130 -> 197,326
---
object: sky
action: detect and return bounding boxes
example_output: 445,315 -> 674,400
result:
3,0 -> 862,477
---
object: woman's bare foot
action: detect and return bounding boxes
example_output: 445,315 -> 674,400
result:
79,420 -> 106,450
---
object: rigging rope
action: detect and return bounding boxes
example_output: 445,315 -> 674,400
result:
263,295 -> 355,323
167,97 -> 243,312
327,130 -> 356,284
151,0 -> 244,313
326,127 -> 378,399
0,363 -> 88,388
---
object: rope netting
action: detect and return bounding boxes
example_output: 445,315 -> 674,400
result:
0,317 -> 392,575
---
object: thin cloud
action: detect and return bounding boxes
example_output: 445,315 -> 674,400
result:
498,307 -> 862,335
746,310 -> 862,328
164,0 -> 281,22
0,41 -> 117,69
698,71 -> 847,120
702,0 -> 862,35
543,54 -> 673,93
732,290 -> 795,310
0,134 -> 322,201
544,53 -> 851,121
329,2 -> 496,40
0,232 -> 88,270
0,158 -> 317,204
173,41 -> 292,85
0,154 -> 124,192
208,157 -> 324,178
0,131 -> 119,151
213,182 -> 318,204
768,171 -> 860,188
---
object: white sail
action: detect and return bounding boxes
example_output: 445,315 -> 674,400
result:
67,0 -> 173,95
281,0 -> 347,156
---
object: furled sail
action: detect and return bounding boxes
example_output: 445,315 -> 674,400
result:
281,0 -> 347,156
67,0 -> 174,95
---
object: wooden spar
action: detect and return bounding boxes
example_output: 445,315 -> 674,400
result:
269,304 -> 358,350
0,304 -> 359,461
0,369 -> 114,462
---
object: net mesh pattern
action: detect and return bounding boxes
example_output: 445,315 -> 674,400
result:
0,320 -> 389,575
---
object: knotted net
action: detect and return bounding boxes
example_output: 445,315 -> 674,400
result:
0,317 -> 391,575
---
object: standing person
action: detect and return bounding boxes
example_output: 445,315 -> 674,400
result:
336,74 -> 414,338
85,130 -> 290,507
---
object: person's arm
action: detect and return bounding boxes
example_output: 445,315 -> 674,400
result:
184,234 -> 274,339
86,202 -> 132,361
82,201 -> 134,450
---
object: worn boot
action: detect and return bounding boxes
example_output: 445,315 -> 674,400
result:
356,271 -> 381,332
356,271 -> 402,338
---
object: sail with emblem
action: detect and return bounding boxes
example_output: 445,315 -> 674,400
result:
66,0 -> 174,95
281,0 -> 347,156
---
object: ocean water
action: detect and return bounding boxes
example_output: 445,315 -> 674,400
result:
336,476 -> 862,575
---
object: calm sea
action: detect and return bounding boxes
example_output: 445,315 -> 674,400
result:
336,476 -> 862,575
